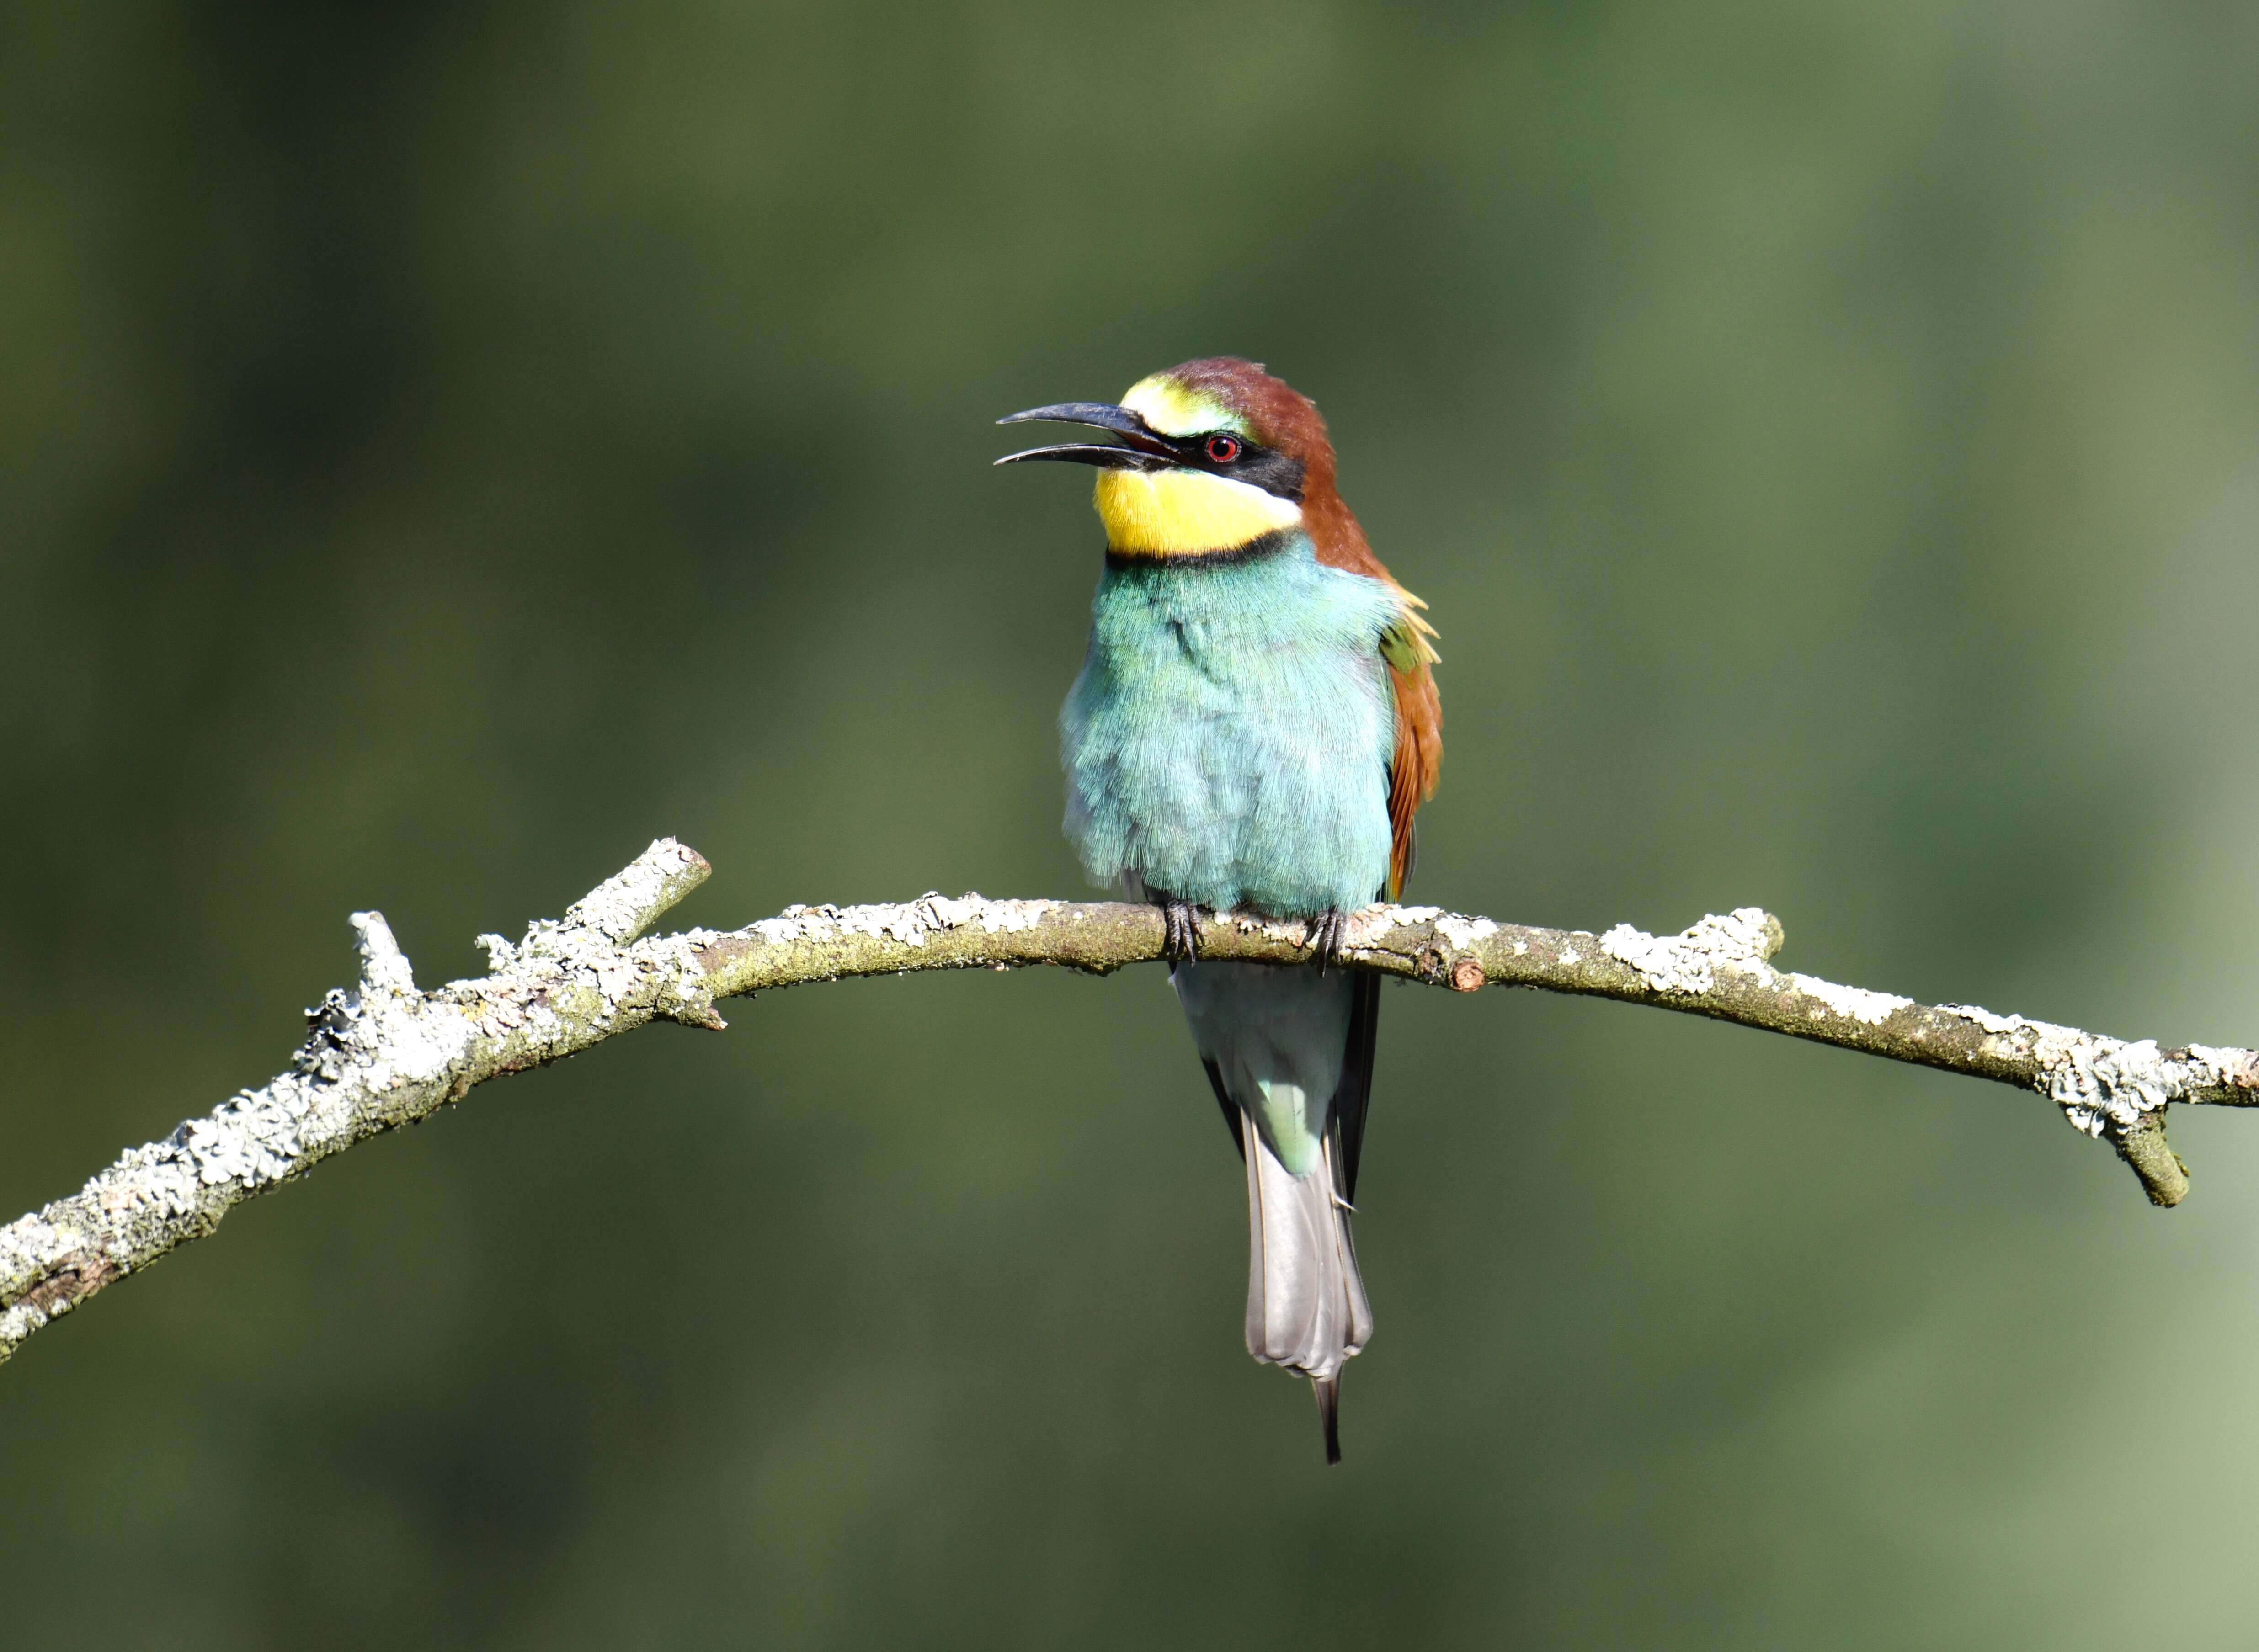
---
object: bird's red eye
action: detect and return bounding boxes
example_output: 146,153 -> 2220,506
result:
1205,434 -> 1241,463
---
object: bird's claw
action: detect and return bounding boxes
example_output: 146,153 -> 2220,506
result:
1308,908 -> 1352,972
1159,897 -> 1202,964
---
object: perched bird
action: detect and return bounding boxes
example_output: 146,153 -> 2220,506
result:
996,358 -> 1441,1462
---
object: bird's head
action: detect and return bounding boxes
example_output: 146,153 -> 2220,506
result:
996,357 -> 1338,559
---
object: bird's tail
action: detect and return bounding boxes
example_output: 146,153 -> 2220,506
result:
1175,958 -> 1377,1462
1241,1111 -> 1371,1464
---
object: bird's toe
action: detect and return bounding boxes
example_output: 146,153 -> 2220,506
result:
1159,896 -> 1202,963
1309,908 -> 1352,971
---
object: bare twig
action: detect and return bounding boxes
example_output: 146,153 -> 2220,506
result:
3,839 -> 2250,1366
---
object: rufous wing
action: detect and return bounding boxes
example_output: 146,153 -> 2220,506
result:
1303,474 -> 1442,901
1381,614 -> 1441,899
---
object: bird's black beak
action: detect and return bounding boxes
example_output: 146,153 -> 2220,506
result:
993,402 -> 1183,471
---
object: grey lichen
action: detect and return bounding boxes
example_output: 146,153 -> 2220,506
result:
746,893 -> 1066,949
2046,1038 -> 2179,1138
1783,975 -> 1913,1028
0,843 -> 2248,1367
560,838 -> 714,944
1599,908 -> 1783,994
1940,1004 -> 2182,1134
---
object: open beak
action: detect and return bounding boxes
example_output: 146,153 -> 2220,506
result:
993,402 -> 1183,471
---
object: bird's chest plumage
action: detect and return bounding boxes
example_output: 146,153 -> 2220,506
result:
1060,539 -> 1399,917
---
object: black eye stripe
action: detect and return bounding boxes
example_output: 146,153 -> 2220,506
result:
1167,433 -> 1305,503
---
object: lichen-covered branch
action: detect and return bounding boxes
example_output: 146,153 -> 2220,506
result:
4,839 -> 2253,1367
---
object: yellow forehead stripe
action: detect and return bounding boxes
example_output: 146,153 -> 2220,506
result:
1093,468 -> 1301,558
1121,375 -> 1249,438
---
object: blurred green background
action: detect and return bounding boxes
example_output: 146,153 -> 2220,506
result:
6,2 -> 2259,1645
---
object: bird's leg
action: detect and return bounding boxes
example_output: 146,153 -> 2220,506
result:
1307,907 -> 1352,972
1155,892 -> 1202,963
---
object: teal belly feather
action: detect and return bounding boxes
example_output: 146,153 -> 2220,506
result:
1059,534 -> 1399,919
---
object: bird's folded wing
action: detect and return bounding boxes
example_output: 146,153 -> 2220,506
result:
1380,595 -> 1441,900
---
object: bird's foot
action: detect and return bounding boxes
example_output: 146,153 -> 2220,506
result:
1306,908 -> 1352,972
1157,895 -> 1202,964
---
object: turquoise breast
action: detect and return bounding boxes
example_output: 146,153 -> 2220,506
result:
1059,534 -> 1400,918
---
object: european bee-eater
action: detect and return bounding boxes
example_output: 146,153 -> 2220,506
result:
997,358 -> 1442,1462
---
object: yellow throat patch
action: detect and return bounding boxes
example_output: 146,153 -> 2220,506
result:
1093,468 -> 1302,558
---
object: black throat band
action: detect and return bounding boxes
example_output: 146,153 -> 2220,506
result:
1103,528 -> 1302,572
